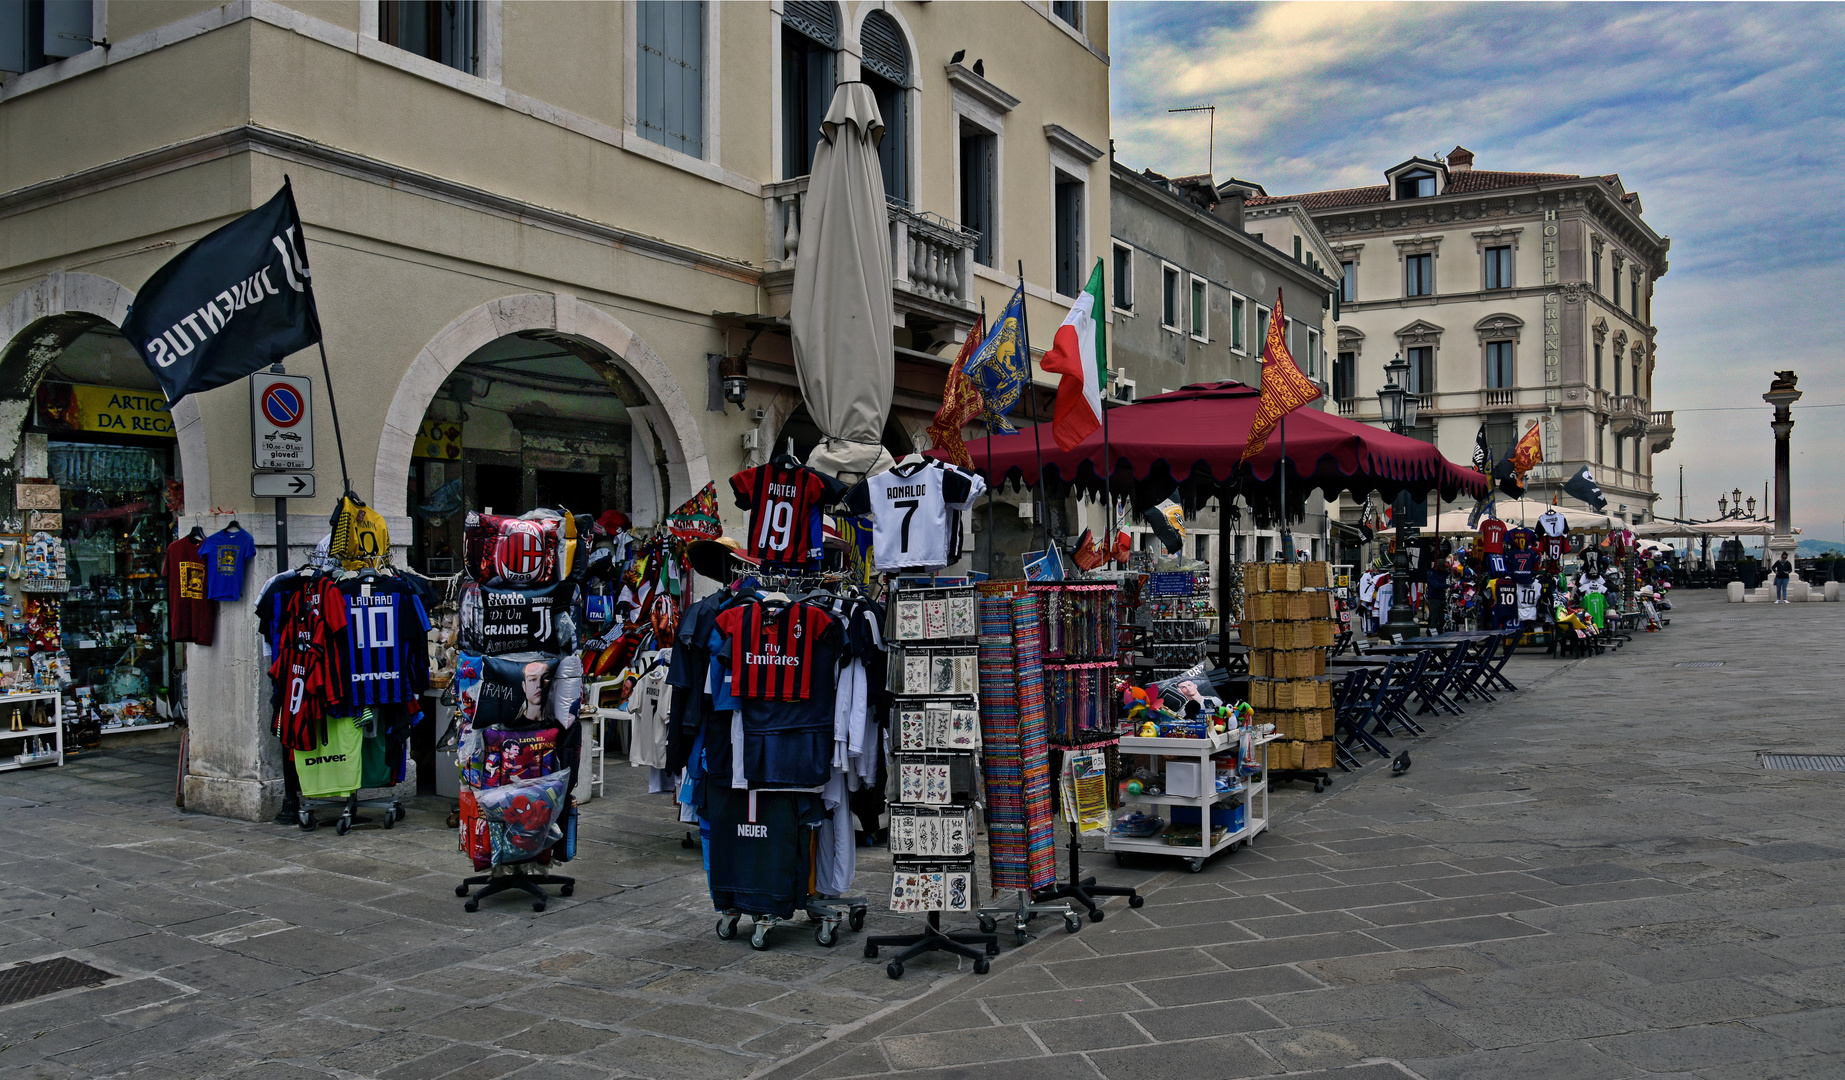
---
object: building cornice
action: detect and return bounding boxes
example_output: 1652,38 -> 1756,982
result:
0,125 -> 763,284
944,63 -> 1021,115
1043,124 -> 1103,165
1111,162 -> 1333,298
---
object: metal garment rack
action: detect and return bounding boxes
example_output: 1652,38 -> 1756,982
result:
710,786 -> 869,950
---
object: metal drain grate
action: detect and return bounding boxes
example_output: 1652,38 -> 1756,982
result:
0,957 -> 115,1006
1674,661 -> 1725,669
1762,754 -> 1845,772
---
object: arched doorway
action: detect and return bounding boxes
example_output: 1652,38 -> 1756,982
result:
374,293 -> 708,562
0,271 -> 212,747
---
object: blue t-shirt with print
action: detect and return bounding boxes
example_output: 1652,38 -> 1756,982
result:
199,527 -> 256,602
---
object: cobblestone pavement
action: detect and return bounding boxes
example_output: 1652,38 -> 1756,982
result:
763,591 -> 1845,1080
2,591 -> 1841,1080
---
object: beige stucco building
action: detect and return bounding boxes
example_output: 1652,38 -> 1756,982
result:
0,0 -> 1110,819
1249,146 -> 1673,528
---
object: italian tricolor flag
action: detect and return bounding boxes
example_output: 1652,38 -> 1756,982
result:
1041,259 -> 1107,452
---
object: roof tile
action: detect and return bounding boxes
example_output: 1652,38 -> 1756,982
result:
1250,169 -> 1585,212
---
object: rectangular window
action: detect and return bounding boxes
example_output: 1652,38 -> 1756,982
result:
1594,343 -> 1603,389
1611,262 -> 1622,307
1596,424 -> 1605,464
381,1 -> 480,72
635,0 -> 705,158
0,0 -> 93,76
781,28 -> 835,178
1631,278 -> 1641,316
1302,328 -> 1319,378
1593,252 -> 1602,294
1333,351 -> 1356,401
1485,416 -> 1515,461
865,70 -> 909,206
1484,246 -> 1513,290
1054,172 -> 1084,297
1614,359 -> 1622,397
1230,296 -> 1246,352
1111,243 -> 1133,312
1189,277 -> 1207,341
1486,341 -> 1514,389
959,126 -> 996,267
1256,306 -> 1271,355
1162,266 -> 1180,329
1614,438 -> 1624,471
1407,345 -> 1434,394
1633,360 -> 1642,398
1405,253 -> 1433,297
1340,261 -> 1357,303
1050,0 -> 1081,28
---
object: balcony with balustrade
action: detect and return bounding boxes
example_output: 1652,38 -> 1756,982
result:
1648,408 -> 1675,453
1612,394 -> 1650,438
761,178 -> 982,343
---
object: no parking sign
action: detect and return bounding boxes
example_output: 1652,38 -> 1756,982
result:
250,372 -> 315,470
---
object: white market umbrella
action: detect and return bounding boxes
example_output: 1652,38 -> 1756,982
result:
1423,497 -> 1615,536
792,82 -> 895,480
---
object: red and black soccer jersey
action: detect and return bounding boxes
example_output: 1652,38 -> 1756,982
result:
268,576 -> 350,751
731,463 -> 847,567
714,600 -> 840,703
339,578 -> 432,708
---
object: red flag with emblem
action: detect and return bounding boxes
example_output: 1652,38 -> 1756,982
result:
925,315 -> 988,469
1240,290 -> 1323,461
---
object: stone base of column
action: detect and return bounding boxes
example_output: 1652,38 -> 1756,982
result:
184,774 -> 287,822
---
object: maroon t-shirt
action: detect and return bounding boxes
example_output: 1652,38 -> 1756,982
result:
165,537 -> 216,645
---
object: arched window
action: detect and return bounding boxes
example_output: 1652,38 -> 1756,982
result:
859,10 -> 911,206
781,1 -> 838,178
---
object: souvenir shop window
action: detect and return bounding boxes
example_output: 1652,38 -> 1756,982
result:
47,442 -> 175,725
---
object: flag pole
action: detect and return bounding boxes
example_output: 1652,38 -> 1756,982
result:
1279,415 -> 1290,560
288,176 -> 353,497
1019,262 -> 1053,557
979,297 -> 995,579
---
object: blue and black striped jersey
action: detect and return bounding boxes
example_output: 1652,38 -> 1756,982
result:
338,578 -> 432,708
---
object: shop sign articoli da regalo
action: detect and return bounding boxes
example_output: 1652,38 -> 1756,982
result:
35,382 -> 176,438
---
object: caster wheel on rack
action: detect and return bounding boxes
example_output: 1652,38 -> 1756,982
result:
863,944 -> 879,959
848,907 -> 866,931
977,915 -> 996,933
815,923 -> 838,948
560,884 -> 574,897
985,941 -> 1000,957
335,818 -> 350,836
1113,852 -> 1128,867
1064,915 -> 1082,935
1128,894 -> 1145,909
1089,907 -> 1105,923
395,803 -> 407,821
1014,925 -> 1029,947
383,812 -> 395,830
455,884 -> 470,897
750,925 -> 771,951
532,900 -> 545,912
464,899 -> 480,913
973,958 -> 990,975
299,814 -> 316,832
886,961 -> 904,980
716,916 -> 738,940
1187,858 -> 1205,873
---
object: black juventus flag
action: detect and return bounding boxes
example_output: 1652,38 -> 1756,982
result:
122,180 -> 321,402
1471,424 -> 1492,474
1564,465 -> 1609,511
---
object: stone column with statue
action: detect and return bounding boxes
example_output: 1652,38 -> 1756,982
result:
1763,371 -> 1807,599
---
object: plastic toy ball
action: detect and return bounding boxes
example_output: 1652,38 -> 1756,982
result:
1126,780 -> 1144,796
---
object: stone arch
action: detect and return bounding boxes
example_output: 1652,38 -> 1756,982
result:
0,270 -> 211,514
373,292 -> 709,518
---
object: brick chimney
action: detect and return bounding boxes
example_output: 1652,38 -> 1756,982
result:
1447,145 -> 1475,172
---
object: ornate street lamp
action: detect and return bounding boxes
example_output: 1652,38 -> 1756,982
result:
1376,353 -> 1422,639
1718,494 -> 1728,517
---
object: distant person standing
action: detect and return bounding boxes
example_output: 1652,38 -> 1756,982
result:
1773,554 -> 1794,603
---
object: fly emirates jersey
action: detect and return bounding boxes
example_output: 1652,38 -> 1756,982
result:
340,578 -> 432,706
846,460 -> 984,571
731,462 -> 848,567
269,577 -> 349,752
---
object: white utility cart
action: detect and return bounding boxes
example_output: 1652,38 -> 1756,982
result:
1106,729 -> 1275,873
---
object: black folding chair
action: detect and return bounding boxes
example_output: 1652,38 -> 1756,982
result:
1373,655 -> 1429,736
1453,633 -> 1504,703
1332,669 -> 1391,758
1329,630 -> 1356,657
1414,641 -> 1472,717
1482,634 -> 1520,692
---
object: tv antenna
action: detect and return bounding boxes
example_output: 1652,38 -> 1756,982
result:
1167,104 -> 1217,182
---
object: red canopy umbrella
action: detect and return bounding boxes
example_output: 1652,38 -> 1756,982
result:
941,381 -> 1486,512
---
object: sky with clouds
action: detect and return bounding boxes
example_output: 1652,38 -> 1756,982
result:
1110,1 -> 1845,541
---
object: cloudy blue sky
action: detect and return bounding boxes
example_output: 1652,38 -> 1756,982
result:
1110,1 -> 1845,540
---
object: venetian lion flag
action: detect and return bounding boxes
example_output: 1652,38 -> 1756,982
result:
1240,290 -> 1323,461
925,314 -> 986,468
1510,420 -> 1544,476
1040,259 -> 1107,451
